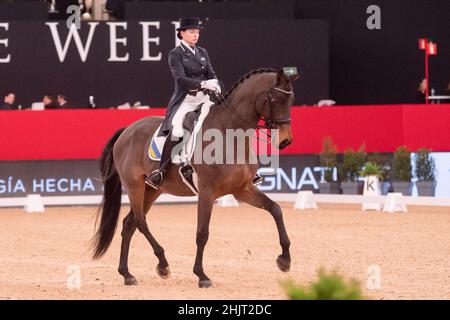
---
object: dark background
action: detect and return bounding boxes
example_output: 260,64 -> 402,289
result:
0,19 -> 329,108
124,0 -> 450,104
294,0 -> 450,104
125,1 -> 296,20
0,0 -> 449,106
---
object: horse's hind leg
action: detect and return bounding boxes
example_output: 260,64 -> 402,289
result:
118,210 -> 138,285
193,192 -> 215,288
234,184 -> 291,272
126,180 -> 170,281
118,186 -> 163,285
142,188 -> 170,279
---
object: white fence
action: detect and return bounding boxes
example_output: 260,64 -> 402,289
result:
1,193 -> 450,208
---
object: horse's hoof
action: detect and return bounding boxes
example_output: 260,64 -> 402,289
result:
156,266 -> 171,280
198,279 -> 212,288
124,277 -> 138,285
276,255 -> 291,272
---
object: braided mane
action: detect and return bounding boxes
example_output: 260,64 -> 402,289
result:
221,68 -> 277,101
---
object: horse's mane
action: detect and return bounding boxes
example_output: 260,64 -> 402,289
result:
221,68 -> 278,102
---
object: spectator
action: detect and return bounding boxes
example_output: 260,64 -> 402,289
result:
1,92 -> 15,110
57,94 -> 73,109
43,93 -> 58,109
416,78 -> 427,103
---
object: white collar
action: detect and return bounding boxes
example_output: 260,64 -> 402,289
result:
181,40 -> 196,54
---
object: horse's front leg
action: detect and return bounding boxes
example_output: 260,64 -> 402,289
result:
193,192 -> 215,288
234,184 -> 291,272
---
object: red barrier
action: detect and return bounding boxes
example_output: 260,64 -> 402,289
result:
0,109 -> 166,161
1,105 -> 449,160
286,104 -> 450,154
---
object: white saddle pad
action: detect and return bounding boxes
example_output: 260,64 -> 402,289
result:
148,102 -> 211,165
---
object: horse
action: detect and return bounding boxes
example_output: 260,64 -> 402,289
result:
92,67 -> 299,288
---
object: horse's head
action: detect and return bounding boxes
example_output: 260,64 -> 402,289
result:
258,67 -> 299,150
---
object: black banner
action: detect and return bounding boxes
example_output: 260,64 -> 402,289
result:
0,20 -> 329,109
0,155 -> 327,197
0,160 -> 101,197
0,2 -> 48,21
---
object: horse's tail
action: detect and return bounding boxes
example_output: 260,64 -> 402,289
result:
92,127 -> 126,259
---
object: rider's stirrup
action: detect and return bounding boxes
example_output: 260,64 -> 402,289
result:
145,170 -> 163,190
252,174 -> 263,186
179,164 -> 199,195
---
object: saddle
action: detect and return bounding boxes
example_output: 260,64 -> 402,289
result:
148,104 -> 207,163
148,102 -> 211,194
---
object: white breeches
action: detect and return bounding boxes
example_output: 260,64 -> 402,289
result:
171,91 -> 215,138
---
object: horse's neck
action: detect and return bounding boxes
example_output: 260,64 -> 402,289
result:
206,102 -> 256,132
206,74 -> 273,131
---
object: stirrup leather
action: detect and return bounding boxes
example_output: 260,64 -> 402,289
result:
179,165 -> 199,195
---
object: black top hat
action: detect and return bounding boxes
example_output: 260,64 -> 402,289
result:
176,17 -> 204,31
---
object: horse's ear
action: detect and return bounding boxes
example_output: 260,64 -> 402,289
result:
276,69 -> 285,83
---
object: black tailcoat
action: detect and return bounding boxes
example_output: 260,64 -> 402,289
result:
159,43 -> 217,136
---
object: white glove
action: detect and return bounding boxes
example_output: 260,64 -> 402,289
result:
201,79 -> 221,93
214,80 -> 222,94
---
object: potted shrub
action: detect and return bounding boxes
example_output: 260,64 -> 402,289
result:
367,152 -> 391,194
339,145 -> 366,194
318,137 -> 340,194
414,147 -> 437,196
359,162 -> 383,195
392,146 -> 413,195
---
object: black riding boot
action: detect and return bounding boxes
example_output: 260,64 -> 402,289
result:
145,135 -> 180,189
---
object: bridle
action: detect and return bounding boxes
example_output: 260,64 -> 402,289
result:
260,86 -> 293,130
213,85 -> 294,131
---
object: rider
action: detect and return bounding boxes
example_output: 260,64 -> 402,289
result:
145,17 -> 262,190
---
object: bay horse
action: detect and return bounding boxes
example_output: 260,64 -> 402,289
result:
92,68 -> 299,288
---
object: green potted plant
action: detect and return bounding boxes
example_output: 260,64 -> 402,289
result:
339,145 -> 366,194
359,162 -> 383,195
318,137 -> 340,194
367,152 -> 391,194
414,147 -> 437,196
392,145 -> 413,195
360,162 -> 383,180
